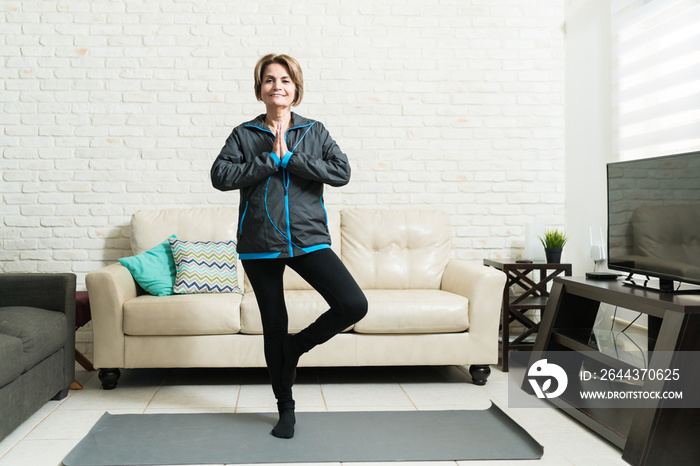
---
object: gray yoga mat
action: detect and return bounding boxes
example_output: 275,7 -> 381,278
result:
63,402 -> 543,465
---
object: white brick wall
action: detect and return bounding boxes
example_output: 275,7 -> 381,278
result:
1,0 -> 566,288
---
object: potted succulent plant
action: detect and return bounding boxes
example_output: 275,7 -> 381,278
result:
539,229 -> 568,263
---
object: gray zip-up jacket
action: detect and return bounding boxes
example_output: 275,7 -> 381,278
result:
211,113 -> 350,260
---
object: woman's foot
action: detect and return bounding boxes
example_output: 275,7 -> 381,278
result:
282,335 -> 302,389
271,408 -> 296,439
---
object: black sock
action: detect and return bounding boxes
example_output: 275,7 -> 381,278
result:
282,335 -> 302,389
271,408 -> 296,439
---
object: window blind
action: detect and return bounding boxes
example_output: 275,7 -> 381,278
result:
611,0 -> 700,160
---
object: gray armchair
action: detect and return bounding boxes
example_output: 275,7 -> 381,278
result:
0,273 -> 76,441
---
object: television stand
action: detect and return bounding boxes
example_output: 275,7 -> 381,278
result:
622,276 -> 700,294
529,277 -> 700,465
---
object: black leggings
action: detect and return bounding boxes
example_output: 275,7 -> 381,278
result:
242,248 -> 368,405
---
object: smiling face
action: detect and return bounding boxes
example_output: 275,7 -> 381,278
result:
260,63 -> 297,111
253,54 -> 304,108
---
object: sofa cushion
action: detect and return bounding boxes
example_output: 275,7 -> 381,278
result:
169,238 -> 243,294
353,290 -> 469,334
123,293 -> 242,336
0,333 -> 23,387
240,290 -> 468,335
118,237 -> 177,297
0,307 -> 67,372
340,209 -> 451,290
240,290 -> 354,335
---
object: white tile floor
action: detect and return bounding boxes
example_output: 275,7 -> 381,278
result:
0,364 -> 628,466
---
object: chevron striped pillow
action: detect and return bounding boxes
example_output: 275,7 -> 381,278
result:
169,238 -> 243,294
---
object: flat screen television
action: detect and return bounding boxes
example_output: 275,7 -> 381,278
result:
607,150 -> 700,293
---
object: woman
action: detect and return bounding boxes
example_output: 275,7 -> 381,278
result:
211,54 -> 368,439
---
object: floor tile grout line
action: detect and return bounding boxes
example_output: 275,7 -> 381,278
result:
233,384 -> 242,413
397,382 -> 419,411
315,368 -> 330,412
143,368 -> 172,413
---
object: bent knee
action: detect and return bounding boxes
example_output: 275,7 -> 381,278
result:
347,293 -> 368,322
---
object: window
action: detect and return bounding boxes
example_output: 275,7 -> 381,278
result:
612,0 -> 700,160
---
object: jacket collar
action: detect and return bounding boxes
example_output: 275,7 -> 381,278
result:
245,112 -> 314,131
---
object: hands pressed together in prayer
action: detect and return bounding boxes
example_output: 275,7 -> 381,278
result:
273,123 -> 288,157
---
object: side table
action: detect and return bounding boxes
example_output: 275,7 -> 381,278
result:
483,258 -> 571,371
70,291 -> 95,390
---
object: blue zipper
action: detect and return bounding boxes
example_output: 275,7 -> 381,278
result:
239,201 -> 248,233
264,177 -> 288,241
283,170 -> 293,256
244,124 -> 274,135
291,122 -> 315,151
320,195 -> 328,227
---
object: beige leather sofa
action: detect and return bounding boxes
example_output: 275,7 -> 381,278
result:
86,207 -> 506,389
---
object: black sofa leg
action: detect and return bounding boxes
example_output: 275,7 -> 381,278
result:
469,365 -> 490,385
51,387 -> 70,400
99,368 -> 121,390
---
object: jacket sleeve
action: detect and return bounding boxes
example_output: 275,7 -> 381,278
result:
284,123 -> 351,188
210,128 -> 279,191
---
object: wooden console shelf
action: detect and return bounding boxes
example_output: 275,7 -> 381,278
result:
529,277 -> 700,466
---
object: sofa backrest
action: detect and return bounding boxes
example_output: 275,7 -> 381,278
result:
340,209 -> 452,290
128,207 -> 452,292
130,207 -> 238,254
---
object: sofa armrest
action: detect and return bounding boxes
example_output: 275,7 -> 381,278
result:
0,273 -> 76,316
86,263 -> 138,369
441,259 -> 506,359
0,273 -> 77,388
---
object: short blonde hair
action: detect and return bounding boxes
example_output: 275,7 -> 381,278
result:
254,54 -> 304,106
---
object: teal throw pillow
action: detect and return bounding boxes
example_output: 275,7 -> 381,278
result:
118,237 -> 176,296
169,237 -> 243,294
